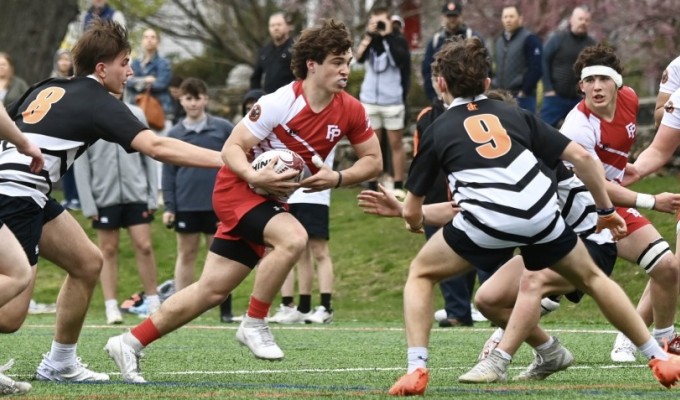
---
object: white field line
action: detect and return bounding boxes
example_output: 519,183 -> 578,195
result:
24,323 -> 620,335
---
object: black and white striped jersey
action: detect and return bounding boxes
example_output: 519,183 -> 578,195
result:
408,96 -> 572,248
554,163 -> 612,244
1,77 -> 146,206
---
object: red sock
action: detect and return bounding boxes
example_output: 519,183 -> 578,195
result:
247,296 -> 270,319
130,318 -> 161,346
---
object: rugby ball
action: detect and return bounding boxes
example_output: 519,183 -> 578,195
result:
249,149 -> 305,196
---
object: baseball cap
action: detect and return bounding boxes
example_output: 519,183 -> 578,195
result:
391,15 -> 405,27
442,1 -> 463,16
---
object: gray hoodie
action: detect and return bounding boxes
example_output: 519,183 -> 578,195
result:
74,103 -> 157,218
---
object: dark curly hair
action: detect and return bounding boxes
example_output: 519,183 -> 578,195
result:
290,19 -> 352,80
434,37 -> 491,98
573,44 -> 623,79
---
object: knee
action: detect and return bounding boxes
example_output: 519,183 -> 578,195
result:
517,272 -> 546,295
134,241 -> 154,258
649,255 -> 679,285
0,311 -> 27,333
73,246 -> 104,283
280,229 -> 308,258
474,288 -> 495,315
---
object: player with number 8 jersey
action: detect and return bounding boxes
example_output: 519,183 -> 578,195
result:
0,19 -> 223,385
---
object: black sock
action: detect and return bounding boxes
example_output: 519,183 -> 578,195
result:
282,296 -> 294,307
320,293 -> 332,311
298,294 -> 312,314
220,294 -> 232,316
393,181 -> 404,190
368,181 -> 378,191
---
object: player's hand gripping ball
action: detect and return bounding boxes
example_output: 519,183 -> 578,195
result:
249,149 -> 305,195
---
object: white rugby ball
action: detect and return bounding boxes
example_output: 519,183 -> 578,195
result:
249,149 -> 305,196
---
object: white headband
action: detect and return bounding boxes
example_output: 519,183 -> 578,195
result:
581,65 -> 623,88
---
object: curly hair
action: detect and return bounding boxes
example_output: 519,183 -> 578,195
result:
290,19 -> 352,80
434,37 -> 491,98
573,44 -> 623,79
72,19 -> 130,76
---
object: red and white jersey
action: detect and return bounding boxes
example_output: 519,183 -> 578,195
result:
242,81 -> 373,174
560,86 -> 639,184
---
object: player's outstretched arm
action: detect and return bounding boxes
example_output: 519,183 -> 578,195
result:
131,130 -> 222,168
632,123 -> 680,183
562,141 -> 627,239
357,184 -> 459,226
0,107 -> 43,173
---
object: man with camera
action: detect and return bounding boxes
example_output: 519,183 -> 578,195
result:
356,6 -> 411,199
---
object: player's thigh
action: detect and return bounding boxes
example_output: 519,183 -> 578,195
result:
197,251 -> 252,296
475,255 -> 524,308
40,210 -> 102,277
616,224 -> 664,261
410,229 -> 472,281
263,212 -> 307,249
0,224 -> 32,281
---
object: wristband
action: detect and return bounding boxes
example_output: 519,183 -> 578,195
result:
596,207 -> 616,217
335,171 -> 343,188
635,193 -> 656,210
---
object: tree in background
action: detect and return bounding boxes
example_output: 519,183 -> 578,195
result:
0,0 -> 78,85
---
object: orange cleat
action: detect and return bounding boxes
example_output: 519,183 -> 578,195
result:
388,368 -> 429,396
649,355 -> 680,388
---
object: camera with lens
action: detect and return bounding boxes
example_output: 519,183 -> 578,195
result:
376,21 -> 386,31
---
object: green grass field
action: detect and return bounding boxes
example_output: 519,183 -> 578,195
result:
12,175 -> 680,398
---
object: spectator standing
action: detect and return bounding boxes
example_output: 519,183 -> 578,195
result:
162,78 -> 234,322
62,0 -> 127,49
74,93 -> 161,325
250,12 -> 296,94
126,28 -> 173,132
421,1 -> 483,101
0,52 -> 28,107
167,75 -> 186,126
540,6 -> 596,127
492,4 -> 542,113
357,6 -> 410,198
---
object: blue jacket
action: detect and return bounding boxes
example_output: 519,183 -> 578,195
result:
421,25 -> 484,100
162,115 -> 233,213
126,53 -> 173,116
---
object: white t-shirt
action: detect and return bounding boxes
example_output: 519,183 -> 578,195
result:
661,88 -> 680,129
659,55 -> 680,95
287,147 -> 336,206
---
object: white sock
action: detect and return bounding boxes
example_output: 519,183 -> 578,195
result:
407,347 -> 428,373
48,341 -> 77,365
652,326 -> 675,344
105,299 -> 118,310
535,336 -> 555,352
122,332 -> 145,353
639,337 -> 668,360
495,348 -> 513,361
146,295 -> 160,305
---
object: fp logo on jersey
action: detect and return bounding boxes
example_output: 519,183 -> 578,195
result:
625,122 -> 636,139
326,125 -> 341,142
